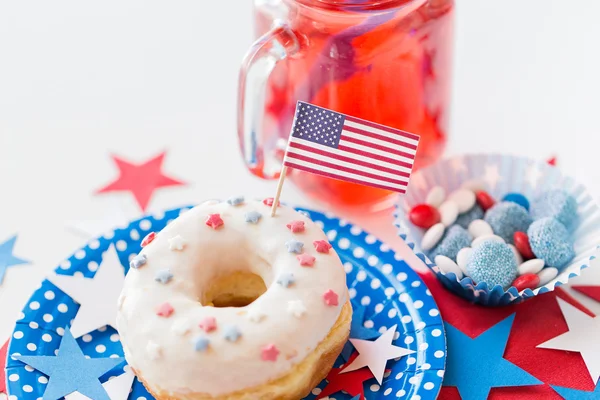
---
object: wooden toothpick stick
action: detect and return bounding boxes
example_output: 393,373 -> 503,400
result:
270,166 -> 288,217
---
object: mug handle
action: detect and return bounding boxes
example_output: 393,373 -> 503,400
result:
237,22 -> 301,179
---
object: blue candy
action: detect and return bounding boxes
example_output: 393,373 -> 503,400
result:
484,202 -> 533,244
531,190 -> 577,228
527,217 -> 575,268
428,225 -> 472,262
502,193 -> 530,211
455,204 -> 484,229
466,241 -> 518,289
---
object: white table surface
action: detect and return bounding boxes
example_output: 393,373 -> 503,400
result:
1,0 -> 600,363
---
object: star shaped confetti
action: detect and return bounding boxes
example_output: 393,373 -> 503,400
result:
287,300 -> 306,318
287,220 -> 305,233
313,240 -> 332,253
65,368 -> 135,400
15,328 -> 124,400
297,253 -> 315,267
0,235 -> 30,284
484,164 -> 502,190
444,314 -> 542,400
48,245 -> 124,338
538,298 -> 600,384
96,152 -> 185,211
168,235 -> 186,251
245,211 -> 262,224
276,272 -> 295,288
341,325 -> 414,384
205,214 -> 224,229
285,239 -> 304,254
552,381 -> 600,399
341,305 -> 381,361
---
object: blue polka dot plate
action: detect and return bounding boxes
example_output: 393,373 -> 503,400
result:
6,206 -> 446,400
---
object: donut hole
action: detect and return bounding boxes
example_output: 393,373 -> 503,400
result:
203,271 -> 267,308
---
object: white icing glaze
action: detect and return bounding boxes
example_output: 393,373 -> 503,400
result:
116,199 -> 348,396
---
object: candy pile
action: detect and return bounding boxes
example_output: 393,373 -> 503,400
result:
409,186 -> 577,291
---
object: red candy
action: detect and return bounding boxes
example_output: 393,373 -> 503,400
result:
514,231 -> 535,260
141,232 -> 157,247
475,191 -> 496,211
512,273 -> 540,291
408,204 -> 440,229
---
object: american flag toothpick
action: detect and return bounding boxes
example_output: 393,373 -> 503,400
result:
270,101 -> 420,217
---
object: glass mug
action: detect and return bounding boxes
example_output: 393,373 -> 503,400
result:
238,0 -> 454,210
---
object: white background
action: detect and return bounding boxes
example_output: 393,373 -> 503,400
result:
1,0 -> 600,354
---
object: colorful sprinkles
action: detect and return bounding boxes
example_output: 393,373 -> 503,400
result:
287,300 -> 306,318
199,317 -> 217,333
141,232 -> 157,247
244,211 -> 262,224
155,269 -> 173,284
286,220 -> 305,233
223,325 -> 242,342
193,336 -> 210,352
297,253 -> 316,267
313,240 -> 332,253
168,235 -> 186,251
205,214 -> 224,229
285,239 -> 304,254
129,254 -> 147,269
276,272 -> 295,288
263,197 -> 280,207
156,302 -> 174,318
227,196 -> 245,206
261,344 -> 280,362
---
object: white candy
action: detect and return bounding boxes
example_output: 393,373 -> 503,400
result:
456,247 -> 472,275
448,189 -> 476,213
518,259 -> 545,276
537,267 -> 559,286
426,186 -> 446,208
472,234 -> 505,248
434,255 -> 464,280
439,201 -> 459,227
461,179 -> 487,192
509,244 -> 524,266
468,219 -> 493,238
421,223 -> 445,251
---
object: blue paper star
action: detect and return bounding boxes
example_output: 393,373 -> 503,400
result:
341,304 -> 381,361
15,328 -> 123,400
443,314 -> 541,400
154,269 -> 173,284
227,196 -> 244,206
552,381 -> 600,399
0,235 -> 30,284
276,272 -> 295,288
245,211 -> 262,224
223,325 -> 242,342
285,239 -> 304,254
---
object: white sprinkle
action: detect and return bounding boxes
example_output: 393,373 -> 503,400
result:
472,234 -> 505,248
439,201 -> 459,227
538,267 -> 559,286
146,341 -> 161,360
421,223 -> 445,251
435,255 -> 463,280
449,189 -> 476,213
468,219 -> 493,238
518,259 -> 545,276
426,186 -> 446,208
247,308 -> 267,323
168,235 -> 186,251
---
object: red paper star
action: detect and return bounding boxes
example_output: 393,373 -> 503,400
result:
156,302 -> 174,317
0,339 -> 7,394
572,286 -> 600,303
199,317 -> 217,332
314,240 -> 333,253
96,152 -> 184,211
287,220 -> 305,233
206,214 -> 224,229
261,344 -> 280,362
297,253 -> 315,267
316,356 -> 386,399
141,232 -> 157,247
323,289 -> 339,306
420,272 -> 597,400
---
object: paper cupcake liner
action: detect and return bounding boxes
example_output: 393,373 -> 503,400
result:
394,153 -> 600,306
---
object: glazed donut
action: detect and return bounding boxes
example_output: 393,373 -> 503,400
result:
116,197 -> 351,400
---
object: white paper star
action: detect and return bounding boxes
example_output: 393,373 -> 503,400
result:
65,368 -> 135,400
168,235 -> 186,251
48,245 -> 125,338
537,298 -> 600,384
525,163 -> 543,189
287,300 -> 306,318
247,308 -> 266,323
484,164 -> 502,190
341,325 -> 415,384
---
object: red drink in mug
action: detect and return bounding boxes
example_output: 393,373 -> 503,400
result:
239,0 -> 454,210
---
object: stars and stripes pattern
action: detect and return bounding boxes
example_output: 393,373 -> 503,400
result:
282,101 -> 419,193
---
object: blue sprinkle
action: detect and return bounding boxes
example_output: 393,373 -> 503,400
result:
528,217 -> 575,268
245,211 -> 262,224
223,325 -> 242,342
531,190 -> 577,228
276,272 -> 295,288
502,193 -> 530,210
155,269 -> 173,284
285,239 -> 304,254
129,254 -> 147,269
227,196 -> 245,206
484,202 -> 532,244
428,225 -> 472,262
193,336 -> 210,352
455,204 -> 484,229
466,241 -> 518,289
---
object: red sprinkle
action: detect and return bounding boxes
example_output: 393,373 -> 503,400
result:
514,232 -> 535,260
475,191 -> 496,211
156,302 -> 174,318
313,240 -> 333,253
263,198 -> 280,207
286,220 -> 305,233
261,344 -> 280,361
206,214 -> 224,229
141,232 -> 157,247
297,253 -> 316,267
323,290 -> 339,306
408,204 -> 441,229
199,317 -> 217,332
512,273 -> 540,291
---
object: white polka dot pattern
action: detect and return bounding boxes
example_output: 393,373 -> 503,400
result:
5,206 -> 445,400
